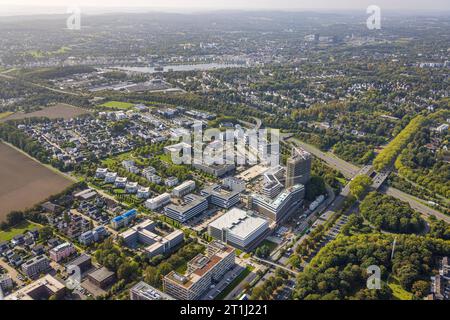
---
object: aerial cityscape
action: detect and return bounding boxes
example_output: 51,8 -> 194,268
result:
0,0 -> 449,306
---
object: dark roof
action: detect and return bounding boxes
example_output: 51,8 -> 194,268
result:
88,267 -> 114,282
67,254 -> 91,267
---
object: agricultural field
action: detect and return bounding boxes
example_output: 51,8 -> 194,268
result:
0,103 -> 90,122
98,101 -> 135,110
0,142 -> 73,222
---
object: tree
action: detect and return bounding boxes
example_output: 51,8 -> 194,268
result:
305,176 -> 326,201
412,280 -> 430,299
39,226 -> 54,242
349,174 -> 373,200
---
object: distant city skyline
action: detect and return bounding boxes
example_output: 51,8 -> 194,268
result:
0,0 -> 450,12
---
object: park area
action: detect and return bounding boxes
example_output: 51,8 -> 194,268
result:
0,142 -> 73,222
98,101 -> 135,110
0,103 -> 90,122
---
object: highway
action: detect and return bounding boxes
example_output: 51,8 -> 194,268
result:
285,136 -> 449,224
288,137 -> 360,179
382,186 -> 450,224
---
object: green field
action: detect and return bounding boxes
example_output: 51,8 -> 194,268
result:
388,278 -> 414,300
0,112 -> 13,120
99,101 -> 135,110
0,221 -> 42,242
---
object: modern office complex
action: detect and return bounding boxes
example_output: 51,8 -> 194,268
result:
130,281 -> 174,300
208,208 -> 270,250
119,219 -> 184,257
164,194 -> 208,223
285,147 -> 312,187
163,241 -> 235,300
251,184 -> 305,223
193,162 -> 235,177
172,180 -> 196,198
200,184 -> 241,209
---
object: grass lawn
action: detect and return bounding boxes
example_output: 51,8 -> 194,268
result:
0,111 -> 13,120
388,278 -> 414,300
99,101 -> 135,110
216,265 -> 255,300
0,221 -> 42,242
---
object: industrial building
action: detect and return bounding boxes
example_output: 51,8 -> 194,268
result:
208,208 -> 270,250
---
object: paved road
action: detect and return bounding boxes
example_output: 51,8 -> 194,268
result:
286,136 -> 449,223
0,259 -> 24,286
288,137 -> 360,179
252,256 -> 299,276
224,264 -> 262,300
383,186 -> 450,224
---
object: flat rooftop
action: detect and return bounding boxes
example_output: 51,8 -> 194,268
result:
209,208 -> 268,240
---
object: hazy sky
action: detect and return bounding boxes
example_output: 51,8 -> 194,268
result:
1,0 -> 450,11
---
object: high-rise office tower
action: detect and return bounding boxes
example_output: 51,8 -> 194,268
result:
285,147 -> 312,187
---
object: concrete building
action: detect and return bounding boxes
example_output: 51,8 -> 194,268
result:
49,242 -> 76,262
119,220 -> 184,258
286,147 -> 312,187
65,254 -> 92,275
5,275 -> 65,300
0,274 -> 13,292
21,255 -> 50,279
137,186 -> 150,199
165,177 -> 179,187
163,241 -> 235,300
193,162 -> 235,177
114,177 -> 128,188
87,267 -> 115,289
172,180 -> 196,198
95,168 -> 108,179
201,184 -> 241,209
125,181 -> 139,194
111,209 -> 137,230
164,194 -> 208,223
208,208 -> 270,250
130,281 -> 174,300
251,184 -> 305,223
145,193 -> 171,210
78,226 -> 108,246
222,177 -> 246,192
104,172 -> 117,183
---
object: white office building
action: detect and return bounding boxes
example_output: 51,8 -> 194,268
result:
208,208 -> 270,250
172,180 -> 196,198
145,193 -> 171,210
